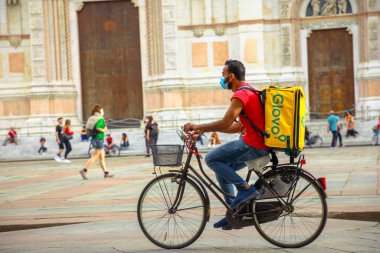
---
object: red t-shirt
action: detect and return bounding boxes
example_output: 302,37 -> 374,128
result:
231,83 -> 268,150
106,137 -> 113,145
64,127 -> 73,135
8,130 -> 17,139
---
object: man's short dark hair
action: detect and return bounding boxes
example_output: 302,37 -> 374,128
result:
57,117 -> 63,121
225,59 -> 245,81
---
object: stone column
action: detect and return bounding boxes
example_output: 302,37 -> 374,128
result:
26,0 -> 78,135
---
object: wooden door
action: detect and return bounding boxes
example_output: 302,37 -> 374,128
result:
307,28 -> 355,119
78,0 -> 143,120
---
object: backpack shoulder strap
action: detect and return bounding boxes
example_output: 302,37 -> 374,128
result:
236,86 -> 269,138
237,85 -> 259,93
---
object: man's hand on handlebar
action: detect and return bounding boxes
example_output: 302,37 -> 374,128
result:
183,123 -> 198,133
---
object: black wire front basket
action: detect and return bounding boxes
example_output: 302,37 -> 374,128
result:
151,145 -> 185,167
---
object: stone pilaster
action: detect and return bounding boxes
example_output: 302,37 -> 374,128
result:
162,0 -> 177,73
29,0 -> 45,80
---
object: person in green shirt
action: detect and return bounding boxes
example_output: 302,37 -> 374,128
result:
79,104 -> 114,179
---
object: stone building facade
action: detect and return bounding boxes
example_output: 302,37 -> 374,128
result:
0,0 -> 379,134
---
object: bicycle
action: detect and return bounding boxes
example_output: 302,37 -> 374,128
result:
306,132 -> 323,148
137,130 -> 328,249
87,141 -> 120,157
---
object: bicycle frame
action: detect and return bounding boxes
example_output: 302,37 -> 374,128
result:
165,136 -> 320,218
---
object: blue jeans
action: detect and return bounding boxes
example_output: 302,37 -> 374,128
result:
205,136 -> 269,205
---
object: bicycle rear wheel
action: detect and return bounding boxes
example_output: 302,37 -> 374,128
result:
253,168 -> 327,248
109,145 -> 120,157
137,173 -> 207,249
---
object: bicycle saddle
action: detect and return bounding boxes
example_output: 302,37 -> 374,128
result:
245,155 -> 271,172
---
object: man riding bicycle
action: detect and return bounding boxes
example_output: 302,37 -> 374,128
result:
184,59 -> 269,229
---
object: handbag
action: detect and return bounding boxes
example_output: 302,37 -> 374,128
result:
63,133 -> 73,140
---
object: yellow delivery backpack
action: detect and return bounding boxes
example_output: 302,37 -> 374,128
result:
238,85 -> 306,157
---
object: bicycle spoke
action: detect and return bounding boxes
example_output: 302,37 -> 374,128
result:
254,170 -> 327,248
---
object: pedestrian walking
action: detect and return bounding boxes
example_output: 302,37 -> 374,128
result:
54,117 -> 65,162
327,111 -> 343,147
144,116 -> 159,157
79,104 -> 113,180
36,137 -> 47,155
61,119 -> 73,163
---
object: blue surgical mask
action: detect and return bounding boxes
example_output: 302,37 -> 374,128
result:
219,77 -> 228,89
219,74 -> 231,89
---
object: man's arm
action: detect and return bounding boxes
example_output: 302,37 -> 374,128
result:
184,98 -> 243,133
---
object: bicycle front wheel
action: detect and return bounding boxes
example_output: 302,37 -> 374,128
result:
137,173 -> 207,249
253,169 -> 327,248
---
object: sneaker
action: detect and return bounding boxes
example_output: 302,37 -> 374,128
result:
36,153 -> 40,156
54,156 -> 61,163
213,217 -> 229,228
104,172 -> 114,178
79,169 -> 88,180
230,185 -> 261,209
61,159 -> 71,163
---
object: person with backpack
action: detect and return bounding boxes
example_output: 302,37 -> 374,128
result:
79,104 -> 114,180
184,60 -> 269,230
144,115 -> 159,157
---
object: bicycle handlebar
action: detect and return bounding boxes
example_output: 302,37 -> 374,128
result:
176,129 -> 203,157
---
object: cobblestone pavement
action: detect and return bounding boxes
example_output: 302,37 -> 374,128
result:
0,146 -> 379,252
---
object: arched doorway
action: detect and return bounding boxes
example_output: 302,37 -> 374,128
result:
307,28 -> 355,119
78,0 -> 143,120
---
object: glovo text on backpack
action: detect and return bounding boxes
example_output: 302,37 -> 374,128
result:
264,86 -> 306,156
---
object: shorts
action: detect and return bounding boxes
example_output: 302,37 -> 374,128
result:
91,138 -> 104,149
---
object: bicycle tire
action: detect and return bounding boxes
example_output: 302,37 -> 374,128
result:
88,147 -> 93,157
315,136 -> 323,148
372,134 -> 379,146
137,173 -> 207,249
109,145 -> 120,157
253,167 -> 327,248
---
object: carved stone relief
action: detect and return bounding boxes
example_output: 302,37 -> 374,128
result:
32,47 -> 44,61
8,35 -> 22,48
301,19 -> 356,30
311,0 -> 320,16
280,2 -> 289,18
193,27 -> 204,38
163,23 -> 175,37
30,16 -> 43,30
281,26 -> 291,66
369,0 -> 376,10
164,38 -> 176,53
368,20 -> 379,61
165,54 -> 177,69
307,0 -> 352,17
29,1 -> 42,14
163,7 -> 174,21
214,26 -> 226,36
